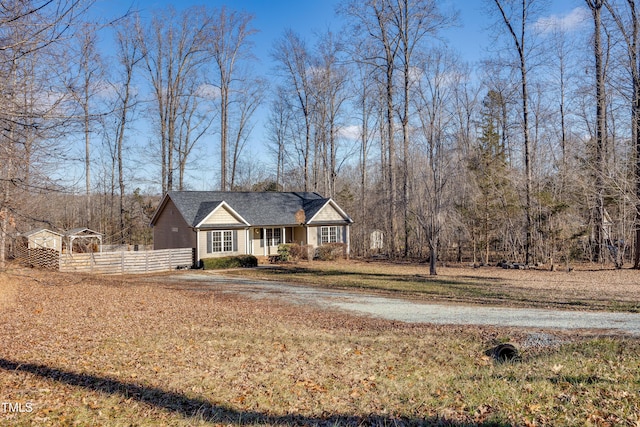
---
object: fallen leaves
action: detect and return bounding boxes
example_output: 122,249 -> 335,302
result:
295,379 -> 327,393
0,269 -> 638,426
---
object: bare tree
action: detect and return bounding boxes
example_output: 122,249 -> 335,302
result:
413,48 -> 458,275
604,0 -> 640,267
66,22 -> 103,226
310,30 -> 349,198
138,5 -> 212,193
272,30 -> 314,191
450,62 -> 480,262
584,0 -> 607,263
0,0 -> 92,268
175,80 -> 215,191
207,7 -> 256,191
340,0 -> 401,255
391,0 -> 456,257
266,86 -> 293,191
112,14 -> 143,242
351,55 -> 379,255
228,76 -> 266,189
492,0 -> 536,265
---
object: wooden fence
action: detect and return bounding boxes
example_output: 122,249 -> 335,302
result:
59,248 -> 194,274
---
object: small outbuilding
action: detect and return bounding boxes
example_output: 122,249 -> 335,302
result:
370,230 -> 384,250
65,228 -> 103,254
22,228 -> 63,252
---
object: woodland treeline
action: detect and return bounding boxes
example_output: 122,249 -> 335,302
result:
1,0 -> 639,273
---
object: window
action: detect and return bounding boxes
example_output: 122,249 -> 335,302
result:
321,226 -> 340,244
207,230 -> 236,253
265,228 -> 282,246
223,231 -> 233,252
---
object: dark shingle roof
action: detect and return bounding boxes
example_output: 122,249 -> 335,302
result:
193,201 -> 224,226
164,191 -> 351,227
302,197 -> 330,222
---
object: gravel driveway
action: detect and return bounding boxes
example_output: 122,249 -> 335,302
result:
169,271 -> 640,336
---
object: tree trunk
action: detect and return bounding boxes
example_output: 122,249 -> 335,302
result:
220,85 -> 228,191
589,0 -> 606,264
635,86 -> 640,268
606,0 -> 640,268
494,0 -> 533,265
401,0 -> 410,258
84,104 -> 91,225
429,239 -> 437,275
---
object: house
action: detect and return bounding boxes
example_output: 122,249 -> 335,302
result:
22,228 -> 63,252
150,191 -> 353,262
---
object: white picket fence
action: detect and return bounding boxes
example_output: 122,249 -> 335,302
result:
59,248 -> 193,274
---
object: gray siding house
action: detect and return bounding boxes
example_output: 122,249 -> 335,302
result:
150,191 -> 353,262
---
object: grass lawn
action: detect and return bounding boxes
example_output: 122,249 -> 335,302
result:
226,260 -> 640,312
0,266 -> 639,426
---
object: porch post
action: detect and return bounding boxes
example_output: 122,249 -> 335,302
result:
305,226 -> 312,261
282,227 -> 286,245
195,229 -> 200,266
346,225 -> 351,258
263,228 -> 267,256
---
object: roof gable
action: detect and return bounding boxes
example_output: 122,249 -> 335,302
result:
65,228 -> 102,237
194,201 -> 249,228
22,228 -> 63,237
307,199 -> 353,224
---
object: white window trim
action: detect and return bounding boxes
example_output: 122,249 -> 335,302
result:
321,226 -> 340,244
207,230 -> 236,253
267,228 -> 282,246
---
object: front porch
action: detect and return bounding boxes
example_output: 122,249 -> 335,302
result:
250,226 -> 308,257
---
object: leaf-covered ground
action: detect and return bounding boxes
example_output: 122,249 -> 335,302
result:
0,268 -> 639,426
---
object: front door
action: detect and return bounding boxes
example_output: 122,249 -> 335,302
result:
264,227 -> 282,255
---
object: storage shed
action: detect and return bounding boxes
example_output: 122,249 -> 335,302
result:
22,228 -> 63,252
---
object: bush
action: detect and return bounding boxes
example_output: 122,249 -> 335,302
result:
277,244 -> 293,262
201,255 -> 258,270
292,244 -> 313,261
276,243 -> 313,262
316,243 -> 347,261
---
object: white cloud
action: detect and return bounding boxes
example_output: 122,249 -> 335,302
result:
197,83 -> 220,100
534,7 -> 590,34
338,124 -> 361,141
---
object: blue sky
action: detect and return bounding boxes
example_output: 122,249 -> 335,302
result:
97,0 -> 587,68
88,0 -> 589,191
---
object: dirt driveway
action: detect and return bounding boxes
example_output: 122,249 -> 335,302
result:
166,271 -> 640,336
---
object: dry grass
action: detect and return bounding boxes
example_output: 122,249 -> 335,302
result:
228,260 -> 640,312
0,267 -> 639,426
0,272 -> 18,309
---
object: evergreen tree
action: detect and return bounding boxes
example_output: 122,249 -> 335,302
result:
467,91 -> 518,264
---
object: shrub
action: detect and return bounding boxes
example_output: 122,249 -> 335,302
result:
291,244 -> 313,261
277,244 -> 293,262
201,255 -> 258,270
316,243 -> 347,261
275,243 -> 313,262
